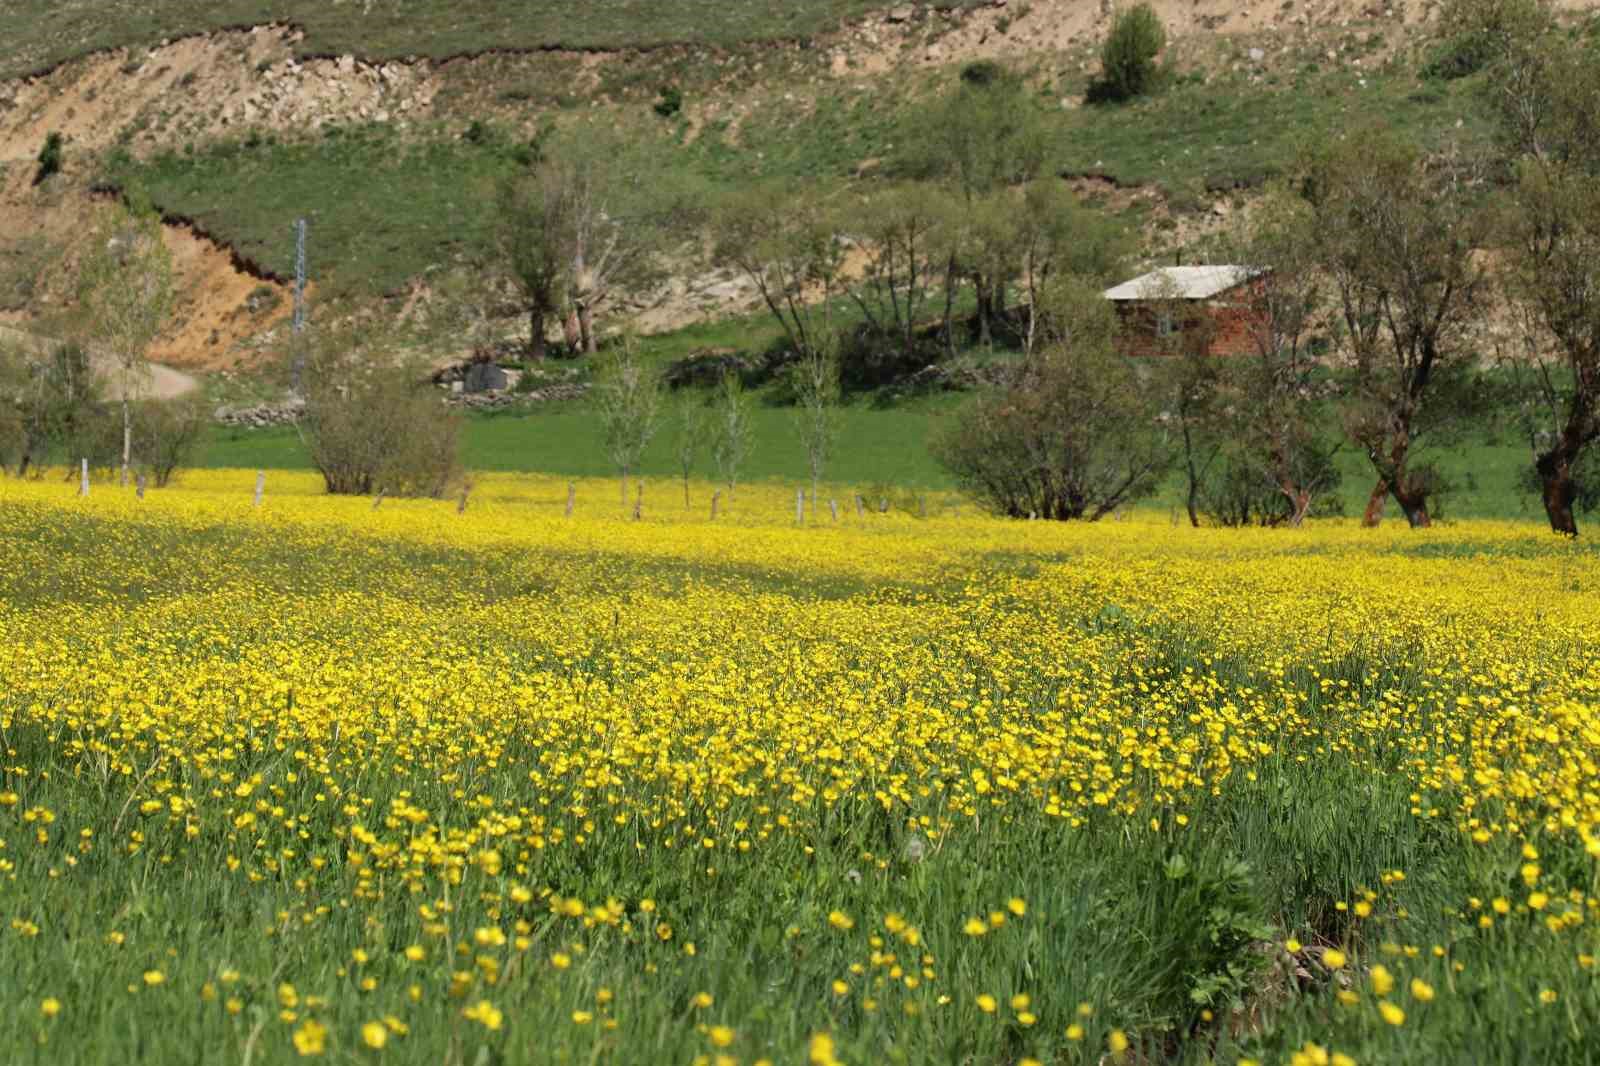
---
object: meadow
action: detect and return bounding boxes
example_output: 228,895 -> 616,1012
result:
1,469 -> 1597,1064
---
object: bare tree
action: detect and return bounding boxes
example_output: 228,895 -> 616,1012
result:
78,199 -> 175,488
710,370 -> 754,498
846,186 -> 949,370
791,335 -> 842,513
1308,133 -> 1489,528
593,338 -> 662,508
671,390 -> 705,508
713,184 -> 845,359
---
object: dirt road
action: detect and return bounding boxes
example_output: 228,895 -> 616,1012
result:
0,322 -> 201,400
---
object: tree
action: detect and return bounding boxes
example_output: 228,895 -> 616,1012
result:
932,288 -> 1170,520
710,370 -> 754,497
712,183 -> 845,359
34,132 -> 63,186
495,165 -> 572,359
3,341 -> 109,477
845,186 -> 949,377
592,339 -> 662,508
1307,133 -> 1489,528
1207,188 -> 1345,527
901,63 -> 1050,348
1092,4 -> 1167,103
1469,4 -> 1600,533
131,395 -> 208,488
78,198 -> 175,488
671,392 -> 705,508
1017,181 -> 1127,356
791,336 -> 842,513
1139,271 -> 1224,528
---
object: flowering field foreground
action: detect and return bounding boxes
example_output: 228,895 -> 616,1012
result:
2,471 -> 1599,1065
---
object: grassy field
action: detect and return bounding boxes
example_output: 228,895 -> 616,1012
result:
198,407 -> 1548,523
0,1 -> 983,78
1,471 -> 1597,1064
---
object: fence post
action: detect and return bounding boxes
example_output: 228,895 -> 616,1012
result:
796,489 -> 804,525
135,472 -> 146,500
879,497 -> 889,515
918,495 -> 926,519
829,499 -> 838,523
854,495 -> 864,518
458,486 -> 470,514
79,458 -> 88,497
633,482 -> 643,521
711,491 -> 720,521
565,481 -> 575,518
253,470 -> 265,508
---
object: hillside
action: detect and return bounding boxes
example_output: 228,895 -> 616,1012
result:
0,0 -> 1586,372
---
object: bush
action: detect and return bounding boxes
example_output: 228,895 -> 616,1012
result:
932,343 -> 1171,520
653,85 -> 683,118
1089,4 -> 1167,103
34,132 -> 63,185
131,395 -> 208,488
298,331 -> 464,498
1197,447 -> 1343,527
1420,31 -> 1500,80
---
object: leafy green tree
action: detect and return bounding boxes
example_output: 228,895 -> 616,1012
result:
593,339 -> 662,508
34,132 -> 63,185
791,334 -> 842,513
495,166 -> 572,359
1092,5 -> 1168,103
712,183 -> 844,359
710,370 -> 754,497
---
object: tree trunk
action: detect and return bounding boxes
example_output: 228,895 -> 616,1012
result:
529,308 -> 548,360
1361,478 -> 1388,528
1537,446 -> 1580,536
1393,483 -> 1432,529
579,304 -> 596,356
974,276 -> 993,348
683,474 -> 691,509
121,396 -> 131,488
562,308 -> 581,353
942,257 -> 958,359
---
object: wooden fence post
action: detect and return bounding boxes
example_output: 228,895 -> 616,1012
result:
565,481 -> 575,518
796,489 -> 804,525
829,499 -> 838,522
135,473 -> 146,500
79,458 -> 88,498
854,495 -> 864,518
253,470 -> 265,508
711,491 -> 721,521
633,482 -> 643,521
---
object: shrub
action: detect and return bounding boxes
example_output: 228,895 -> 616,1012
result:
297,330 -> 464,498
130,396 -> 209,488
653,85 -> 684,118
1197,447 -> 1343,527
34,132 -> 63,185
1089,4 -> 1167,103
931,343 -> 1171,521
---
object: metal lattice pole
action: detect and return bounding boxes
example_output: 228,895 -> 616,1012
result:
291,218 -> 308,392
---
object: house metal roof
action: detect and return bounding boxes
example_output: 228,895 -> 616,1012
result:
1102,265 -> 1258,301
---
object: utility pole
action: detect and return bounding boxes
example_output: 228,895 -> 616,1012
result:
291,218 -> 309,392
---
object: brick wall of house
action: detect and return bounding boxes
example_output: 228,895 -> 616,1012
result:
1111,280 -> 1266,359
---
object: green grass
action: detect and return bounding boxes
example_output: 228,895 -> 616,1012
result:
0,0 -> 982,78
203,394 -> 961,490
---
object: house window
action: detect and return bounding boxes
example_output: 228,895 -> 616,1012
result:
1156,310 -> 1175,337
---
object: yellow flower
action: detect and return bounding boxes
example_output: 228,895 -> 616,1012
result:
975,993 -> 997,1013
808,1032 -> 838,1066
40,997 -> 61,1018
1322,948 -> 1347,969
1066,1024 -> 1084,1041
831,980 -> 848,996
404,945 -> 425,962
551,952 -> 571,970
571,1010 -> 593,1025
143,971 -> 166,987
1007,898 -> 1027,917
692,992 -> 714,1009
1109,1029 -> 1130,1058
708,1026 -> 735,1048
361,1021 -> 388,1049
1378,1001 -> 1405,1026
1410,978 -> 1435,1003
1017,1011 -> 1037,1026
292,1019 -> 327,1056
1370,965 -> 1394,996
963,917 -> 987,937
1529,892 -> 1549,911
1284,937 -> 1302,953
1010,993 -> 1031,1011
1540,989 -> 1559,1005
462,1000 -> 503,1031
827,910 -> 854,931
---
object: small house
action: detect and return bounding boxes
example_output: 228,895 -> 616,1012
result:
1102,265 -> 1265,358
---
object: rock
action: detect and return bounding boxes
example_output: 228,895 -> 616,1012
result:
1249,47 -> 1266,62
886,5 -> 915,22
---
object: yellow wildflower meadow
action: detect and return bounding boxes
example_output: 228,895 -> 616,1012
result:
0,470 -> 1597,1064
